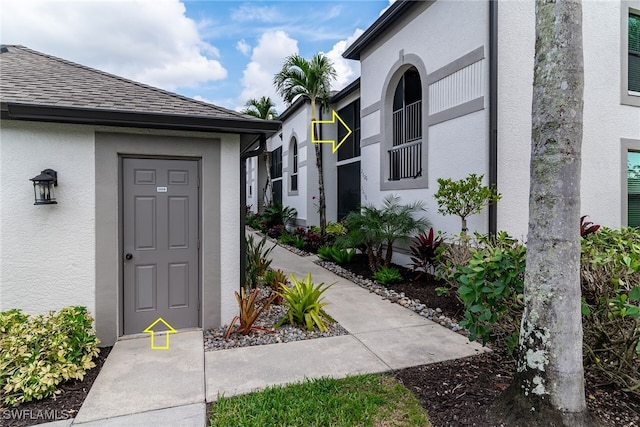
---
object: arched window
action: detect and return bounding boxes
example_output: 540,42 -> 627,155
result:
290,137 -> 298,192
390,67 -> 422,180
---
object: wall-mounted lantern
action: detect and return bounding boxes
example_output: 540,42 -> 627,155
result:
30,169 -> 58,205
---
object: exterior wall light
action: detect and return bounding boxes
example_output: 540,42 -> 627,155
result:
30,169 -> 58,205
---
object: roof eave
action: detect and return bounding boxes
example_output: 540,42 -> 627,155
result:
1,102 -> 281,136
331,78 -> 361,104
343,0 -> 420,60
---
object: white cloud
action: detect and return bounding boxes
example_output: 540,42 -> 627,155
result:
1,0 -> 227,91
231,4 -> 283,23
236,39 -> 251,57
239,30 -> 299,113
323,29 -> 364,91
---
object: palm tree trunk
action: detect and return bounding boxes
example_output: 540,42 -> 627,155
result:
491,1 -> 593,425
310,99 -> 327,236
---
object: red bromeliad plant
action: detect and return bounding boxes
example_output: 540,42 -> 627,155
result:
409,228 -> 444,280
224,287 -> 276,339
580,215 -> 600,237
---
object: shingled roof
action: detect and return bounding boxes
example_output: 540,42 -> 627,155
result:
0,45 -> 280,135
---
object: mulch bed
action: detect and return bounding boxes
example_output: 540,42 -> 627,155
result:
2,346 -> 111,427
338,256 -> 640,426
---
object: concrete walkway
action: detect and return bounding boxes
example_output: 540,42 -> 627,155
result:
48,241 -> 486,426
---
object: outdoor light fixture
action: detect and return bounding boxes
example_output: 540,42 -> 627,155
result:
30,169 -> 58,205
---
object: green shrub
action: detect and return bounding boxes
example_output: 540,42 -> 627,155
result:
262,203 -> 297,229
373,267 -> 403,285
340,195 -> 429,273
434,173 -> 501,233
278,232 -> 295,246
313,222 -> 347,237
0,306 -> 100,406
433,233 -> 476,291
246,234 -> 274,288
581,226 -> 640,391
454,232 -> 526,352
275,273 -> 335,332
317,246 -> 356,264
292,236 -> 305,250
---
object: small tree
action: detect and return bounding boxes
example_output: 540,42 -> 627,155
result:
341,194 -> 429,273
434,173 -> 501,233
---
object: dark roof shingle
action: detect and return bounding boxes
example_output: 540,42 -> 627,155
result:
0,45 -> 277,133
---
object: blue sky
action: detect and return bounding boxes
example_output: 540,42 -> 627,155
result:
1,0 -> 391,113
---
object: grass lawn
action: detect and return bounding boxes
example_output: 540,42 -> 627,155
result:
208,374 -> 430,426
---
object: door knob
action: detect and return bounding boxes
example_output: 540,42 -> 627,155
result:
125,253 -> 133,260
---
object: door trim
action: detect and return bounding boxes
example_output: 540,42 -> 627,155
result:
118,155 -> 202,336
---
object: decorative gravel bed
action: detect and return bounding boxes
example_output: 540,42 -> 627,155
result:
204,287 -> 348,351
315,260 -> 467,336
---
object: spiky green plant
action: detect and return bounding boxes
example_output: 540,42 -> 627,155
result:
275,273 -> 335,331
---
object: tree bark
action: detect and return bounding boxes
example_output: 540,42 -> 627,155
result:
491,1 -> 594,425
311,99 -> 327,236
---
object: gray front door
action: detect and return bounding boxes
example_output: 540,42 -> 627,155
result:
122,158 -> 199,335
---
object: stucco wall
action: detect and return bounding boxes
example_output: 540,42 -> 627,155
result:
498,0 -> 640,239
219,137 -> 240,324
0,121 -> 96,314
358,0 -> 491,239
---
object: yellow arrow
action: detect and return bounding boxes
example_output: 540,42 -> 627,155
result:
311,110 -> 352,153
143,317 -> 177,350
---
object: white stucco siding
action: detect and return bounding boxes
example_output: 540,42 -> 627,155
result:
496,0 -> 535,239
359,0 -> 489,110
280,104 -> 312,224
0,121 -> 96,315
219,137 -> 241,324
498,0 -> 640,238
358,0 -> 490,239
360,110 -> 488,234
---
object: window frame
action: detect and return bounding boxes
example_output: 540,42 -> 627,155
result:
379,55 -> 429,191
389,67 -> 423,182
622,2 -> 640,106
289,137 -> 298,194
622,138 -> 640,227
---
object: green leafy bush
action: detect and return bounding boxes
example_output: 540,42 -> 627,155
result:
433,233 -> 476,292
341,195 -> 429,273
278,232 -> 295,246
275,273 -> 335,332
313,222 -> 347,237
581,226 -> 640,391
246,234 -> 274,288
262,203 -> 297,229
317,246 -> 356,264
434,173 -> 501,233
373,267 -> 403,286
0,306 -> 100,406
454,232 -> 526,351
445,226 -> 640,392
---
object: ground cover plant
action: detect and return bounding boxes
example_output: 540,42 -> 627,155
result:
208,374 -> 430,427
274,273 -> 335,332
0,307 -> 100,407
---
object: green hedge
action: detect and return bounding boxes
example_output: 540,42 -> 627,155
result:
0,306 -> 100,406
